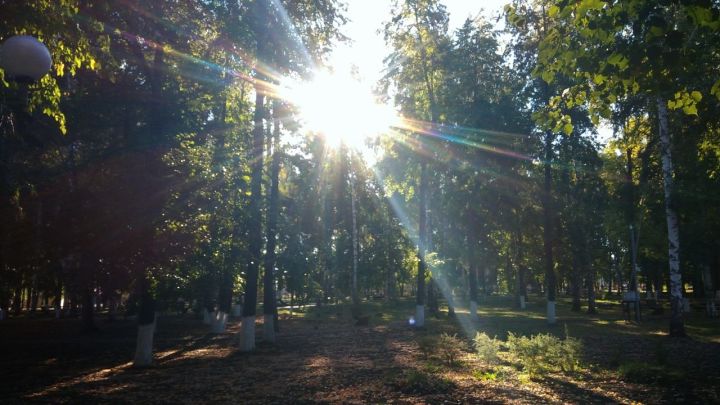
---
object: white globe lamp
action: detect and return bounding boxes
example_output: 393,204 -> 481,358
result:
0,35 -> 52,83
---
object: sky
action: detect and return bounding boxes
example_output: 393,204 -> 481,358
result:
323,1 -> 613,145
330,1 -> 510,84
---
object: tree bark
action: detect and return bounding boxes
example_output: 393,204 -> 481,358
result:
349,156 -> 360,319
240,87 -> 264,351
571,261 -> 581,312
263,101 -> 281,341
241,1 -> 268,349
587,270 -> 597,314
469,264 -> 478,320
542,132 -> 556,324
415,160 -> 427,327
133,277 -> 156,367
81,284 -> 97,333
656,98 -> 685,337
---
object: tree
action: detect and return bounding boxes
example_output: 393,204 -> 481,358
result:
529,0 -> 720,336
383,0 -> 450,327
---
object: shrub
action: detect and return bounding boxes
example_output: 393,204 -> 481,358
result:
473,332 -> 502,365
438,333 -> 466,366
506,332 -> 581,376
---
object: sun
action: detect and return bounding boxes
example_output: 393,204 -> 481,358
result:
280,70 -> 398,150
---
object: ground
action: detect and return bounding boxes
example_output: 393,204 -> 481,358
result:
2,296 -> 720,404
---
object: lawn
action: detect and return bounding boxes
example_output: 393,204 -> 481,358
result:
2,295 -> 719,403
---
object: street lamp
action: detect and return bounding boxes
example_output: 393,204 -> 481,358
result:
0,35 -> 52,83
0,35 -> 51,321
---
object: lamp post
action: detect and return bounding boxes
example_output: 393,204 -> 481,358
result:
0,35 -> 52,320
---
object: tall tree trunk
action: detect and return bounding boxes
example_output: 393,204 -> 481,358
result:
81,286 -> 97,332
54,276 -> 62,319
571,260 -> 581,312
240,87 -> 264,351
587,270 -> 597,314
427,279 -> 438,316
626,148 -> 641,320
210,122 -> 229,334
542,132 -> 557,324
213,271 -> 231,334
518,265 -> 527,309
263,101 -> 281,341
241,4 -> 267,348
349,155 -> 360,318
469,264 -> 478,320
415,160 -> 427,327
656,98 -> 684,337
12,285 -> 21,316
133,275 -> 156,367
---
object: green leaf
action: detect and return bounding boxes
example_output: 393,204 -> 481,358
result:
578,0 -> 605,14
548,5 -> 559,17
682,104 -> 698,115
712,80 -> 720,100
607,53 -> 628,69
563,123 -> 573,135
691,91 -> 702,102
541,70 -> 555,84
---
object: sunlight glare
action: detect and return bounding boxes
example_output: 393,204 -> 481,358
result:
280,70 -> 398,150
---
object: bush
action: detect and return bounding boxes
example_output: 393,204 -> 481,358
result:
473,332 -> 502,365
506,332 -> 581,376
438,333 -> 466,366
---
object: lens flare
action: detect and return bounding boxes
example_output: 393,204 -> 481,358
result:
280,71 -> 398,150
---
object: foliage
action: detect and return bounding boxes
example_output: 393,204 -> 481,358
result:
473,332 -> 502,365
506,332 -> 581,376
437,332 -> 466,366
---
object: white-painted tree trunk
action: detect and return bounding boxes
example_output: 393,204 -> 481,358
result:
211,311 -> 228,334
239,316 -> 255,352
415,304 -> 425,327
263,314 -> 276,343
202,309 -> 211,325
469,300 -> 478,321
657,98 -> 685,336
133,321 -> 156,367
546,301 -> 556,325
519,295 -> 526,310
